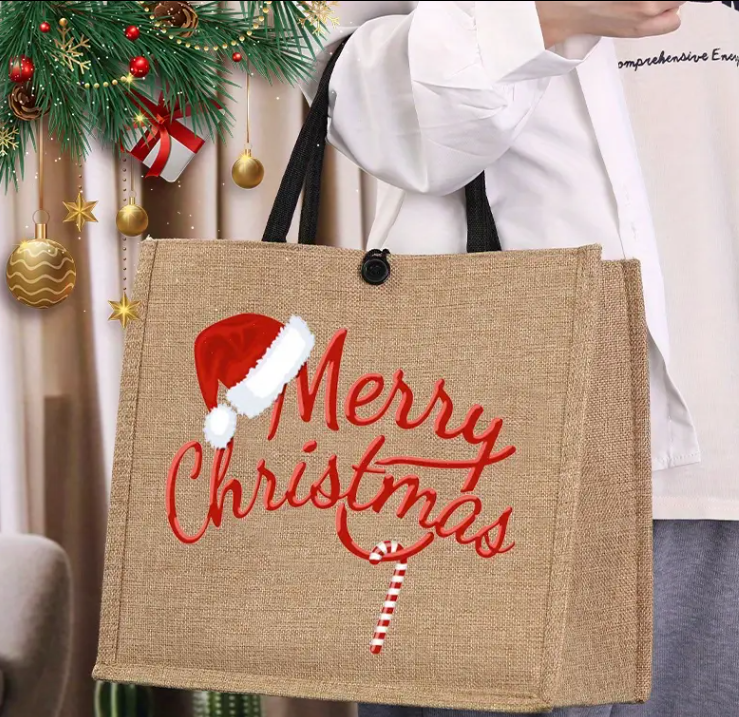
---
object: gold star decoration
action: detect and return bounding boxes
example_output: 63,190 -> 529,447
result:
63,191 -> 98,231
108,293 -> 141,328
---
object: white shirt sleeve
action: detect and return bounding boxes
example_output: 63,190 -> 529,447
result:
318,1 -> 598,195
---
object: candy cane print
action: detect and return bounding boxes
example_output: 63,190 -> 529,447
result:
369,540 -> 407,655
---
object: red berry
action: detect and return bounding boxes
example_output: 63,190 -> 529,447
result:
124,25 -> 140,41
8,55 -> 34,83
39,21 -> 51,33
232,52 -> 243,62
129,55 -> 150,78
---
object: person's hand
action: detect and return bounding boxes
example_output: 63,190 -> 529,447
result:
535,1 -> 687,47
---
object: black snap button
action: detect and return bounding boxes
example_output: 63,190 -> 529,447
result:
360,249 -> 391,285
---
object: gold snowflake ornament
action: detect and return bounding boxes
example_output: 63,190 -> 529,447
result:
298,1 -> 340,34
54,25 -> 92,73
0,125 -> 19,157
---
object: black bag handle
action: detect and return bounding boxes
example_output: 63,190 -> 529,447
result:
262,39 -> 502,254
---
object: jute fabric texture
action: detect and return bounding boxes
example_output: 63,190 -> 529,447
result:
94,239 -> 652,712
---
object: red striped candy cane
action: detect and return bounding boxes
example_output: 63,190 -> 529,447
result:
369,540 -> 406,655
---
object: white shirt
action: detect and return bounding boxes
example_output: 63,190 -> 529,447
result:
306,1 -> 701,475
617,1 -> 739,519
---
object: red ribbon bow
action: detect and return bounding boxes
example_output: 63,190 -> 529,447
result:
127,92 -> 207,179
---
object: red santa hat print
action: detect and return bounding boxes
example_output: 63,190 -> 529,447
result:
194,313 -> 315,448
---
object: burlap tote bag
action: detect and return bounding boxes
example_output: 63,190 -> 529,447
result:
95,43 -> 653,713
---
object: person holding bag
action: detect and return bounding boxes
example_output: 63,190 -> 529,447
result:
306,0 -> 698,477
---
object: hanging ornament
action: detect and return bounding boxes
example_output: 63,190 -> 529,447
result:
124,25 -> 141,41
232,52 -> 242,63
232,149 -> 264,189
8,55 -> 34,83
4,129 -> 74,308
8,84 -> 42,122
231,66 -> 264,189
108,292 -> 141,328
153,1 -> 199,38
5,211 -> 76,309
129,55 -> 150,78
63,190 -> 98,231
39,21 -> 51,33
109,154 -> 142,329
121,93 -> 222,182
116,196 -> 149,237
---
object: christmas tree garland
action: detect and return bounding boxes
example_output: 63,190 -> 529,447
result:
0,0 -> 337,189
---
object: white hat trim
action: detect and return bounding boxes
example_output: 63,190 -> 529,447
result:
203,404 -> 238,449
226,315 -> 315,420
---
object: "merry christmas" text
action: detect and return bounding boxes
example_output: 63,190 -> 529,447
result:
166,330 -> 517,563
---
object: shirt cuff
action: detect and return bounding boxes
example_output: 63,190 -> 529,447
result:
475,0 -> 600,83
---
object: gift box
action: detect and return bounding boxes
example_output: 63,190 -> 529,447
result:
122,92 -> 223,183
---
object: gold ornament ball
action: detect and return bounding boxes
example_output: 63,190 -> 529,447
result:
231,150 -> 264,189
116,197 -> 149,237
6,231 -> 76,309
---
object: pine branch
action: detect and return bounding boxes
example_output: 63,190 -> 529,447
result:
0,1 -> 331,190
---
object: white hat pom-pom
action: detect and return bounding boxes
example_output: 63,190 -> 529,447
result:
203,404 -> 238,449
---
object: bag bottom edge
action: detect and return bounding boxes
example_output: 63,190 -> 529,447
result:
92,662 -> 647,712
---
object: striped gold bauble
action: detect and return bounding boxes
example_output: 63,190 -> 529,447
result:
5,214 -> 76,308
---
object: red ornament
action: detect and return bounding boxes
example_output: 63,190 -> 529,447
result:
39,21 -> 51,33
124,25 -> 140,41
8,55 -> 34,83
129,55 -> 150,78
232,52 -> 242,62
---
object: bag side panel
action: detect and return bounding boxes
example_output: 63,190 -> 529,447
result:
95,240 -> 159,668
556,260 -> 652,706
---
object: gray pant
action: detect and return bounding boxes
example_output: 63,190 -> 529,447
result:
359,521 -> 739,717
